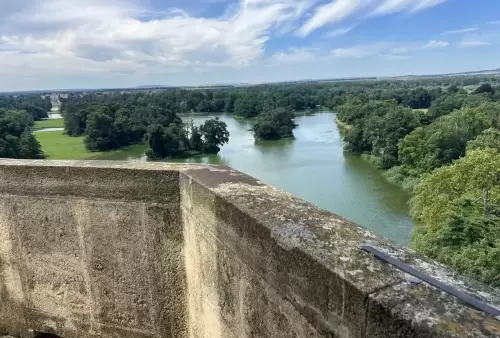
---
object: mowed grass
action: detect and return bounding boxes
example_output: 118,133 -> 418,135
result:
34,118 -> 64,130
35,130 -> 148,160
35,131 -> 92,159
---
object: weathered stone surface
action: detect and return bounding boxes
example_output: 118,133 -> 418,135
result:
0,160 -> 499,338
0,159 -> 182,204
181,166 -> 500,338
0,161 -> 187,338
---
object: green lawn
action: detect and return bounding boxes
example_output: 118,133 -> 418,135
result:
34,118 -> 64,130
35,130 -> 147,160
35,131 -> 92,159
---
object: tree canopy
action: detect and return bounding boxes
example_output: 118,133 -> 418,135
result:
253,108 -> 297,140
411,148 -> 500,286
0,110 -> 44,159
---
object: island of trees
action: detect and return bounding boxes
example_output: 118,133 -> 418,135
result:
253,108 -> 297,140
1,74 -> 499,286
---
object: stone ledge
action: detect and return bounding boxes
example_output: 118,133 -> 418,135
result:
181,165 -> 500,338
0,160 -> 498,338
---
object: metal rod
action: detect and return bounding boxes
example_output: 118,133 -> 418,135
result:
360,244 -> 500,320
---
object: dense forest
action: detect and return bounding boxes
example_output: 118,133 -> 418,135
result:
1,74 -> 499,286
0,94 -> 51,159
60,91 -> 231,159
334,81 -> 500,287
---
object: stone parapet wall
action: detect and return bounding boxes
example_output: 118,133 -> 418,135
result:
0,161 -> 187,338
0,160 -> 498,338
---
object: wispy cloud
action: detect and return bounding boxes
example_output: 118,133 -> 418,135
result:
332,39 -> 449,59
372,0 -> 448,16
299,0 -> 450,37
460,40 -> 490,47
487,20 -> 500,25
443,27 -> 478,35
324,25 -> 356,37
297,0 -> 364,37
421,40 -> 449,49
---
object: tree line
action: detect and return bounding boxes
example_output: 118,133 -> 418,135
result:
336,82 -> 500,286
60,92 -> 230,159
0,94 -> 52,159
1,76 -> 500,286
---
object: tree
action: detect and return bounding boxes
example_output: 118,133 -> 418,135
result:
186,121 -> 203,152
114,107 -> 144,146
146,123 -> 187,159
234,97 -> 259,118
253,108 -> 297,140
43,96 -> 53,113
411,148 -> 500,286
474,83 -> 495,95
18,128 -> 44,159
0,110 -> 43,159
467,128 -> 500,152
224,94 -> 237,113
64,108 -> 89,136
84,110 -> 118,151
199,117 -> 229,153
399,103 -> 500,174
24,104 -> 48,120
411,148 -> 500,231
426,94 -> 466,122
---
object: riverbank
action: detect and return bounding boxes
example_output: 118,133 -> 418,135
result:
335,118 -> 420,192
335,118 -> 352,130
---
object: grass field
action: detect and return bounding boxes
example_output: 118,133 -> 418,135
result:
35,131 -> 91,159
34,118 -> 64,130
35,130 -> 147,160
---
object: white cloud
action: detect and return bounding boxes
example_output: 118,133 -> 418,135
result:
371,0 -> 447,15
410,0 -> 448,11
421,40 -> 449,49
443,27 -> 478,35
299,0 -> 449,37
0,0 -> 308,78
297,0 -> 365,37
460,40 -> 490,47
487,20 -> 500,25
324,25 -> 356,37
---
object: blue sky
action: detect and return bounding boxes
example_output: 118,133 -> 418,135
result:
0,0 -> 499,91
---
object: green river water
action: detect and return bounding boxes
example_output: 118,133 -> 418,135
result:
95,112 -> 413,244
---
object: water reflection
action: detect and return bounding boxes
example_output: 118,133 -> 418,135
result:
101,112 -> 413,244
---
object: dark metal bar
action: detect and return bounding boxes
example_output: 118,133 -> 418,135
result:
360,244 -> 500,320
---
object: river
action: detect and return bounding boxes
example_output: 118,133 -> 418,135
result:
95,112 -> 413,244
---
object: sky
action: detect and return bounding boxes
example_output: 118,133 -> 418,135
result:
1,0 -> 500,91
